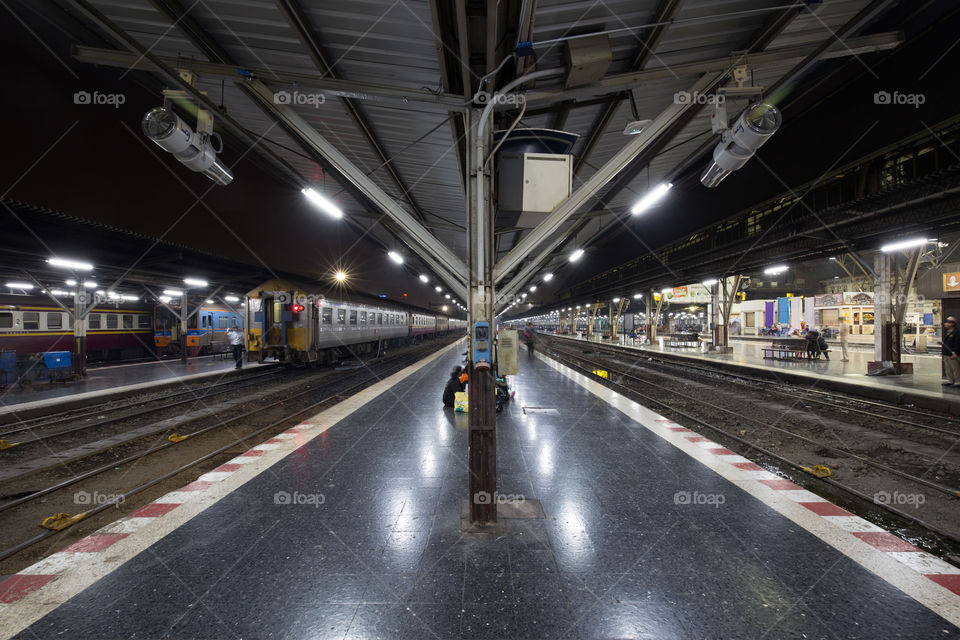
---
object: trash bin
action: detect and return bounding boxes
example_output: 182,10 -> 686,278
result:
701,340 -> 713,353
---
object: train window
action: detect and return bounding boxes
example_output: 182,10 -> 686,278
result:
359,311 -> 366,325
187,315 -> 198,330
349,310 -> 358,325
106,314 -> 118,329
47,313 -> 62,330
23,312 -> 39,331
138,315 -> 151,329
122,315 -> 133,329
88,314 -> 101,329
322,308 -> 332,324
377,313 -> 383,325
219,316 -> 227,329
336,308 -> 345,325
0,312 -> 12,329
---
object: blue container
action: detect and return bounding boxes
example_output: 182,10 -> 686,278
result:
0,351 -> 16,385
43,351 -> 72,370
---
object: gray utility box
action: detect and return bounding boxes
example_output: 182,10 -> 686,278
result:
498,152 -> 572,228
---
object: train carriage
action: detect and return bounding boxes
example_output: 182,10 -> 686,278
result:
0,295 -> 154,362
244,279 -> 464,366
154,303 -> 242,358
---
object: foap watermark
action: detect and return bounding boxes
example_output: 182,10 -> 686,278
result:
674,490 -> 726,508
874,491 -> 925,507
674,91 -> 724,106
74,490 -> 124,506
274,490 -> 325,507
473,91 -> 525,106
473,491 -> 525,505
74,90 -> 126,109
273,90 -> 327,108
873,90 -> 925,109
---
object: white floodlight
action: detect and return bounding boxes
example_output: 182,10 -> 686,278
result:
419,274 -> 429,283
387,251 -> 404,265
569,248 -> 584,262
5,282 -> 33,289
630,182 -> 672,215
880,237 -> 927,253
47,257 -> 94,271
163,289 -> 183,296
301,187 -> 344,219
763,265 -> 788,275
184,277 -> 208,287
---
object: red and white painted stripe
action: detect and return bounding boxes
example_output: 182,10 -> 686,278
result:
0,342 -> 461,639
538,351 -> 960,627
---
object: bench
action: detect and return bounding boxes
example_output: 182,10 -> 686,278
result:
762,338 -> 810,360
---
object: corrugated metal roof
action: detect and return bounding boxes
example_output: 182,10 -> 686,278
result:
78,0 -> 883,283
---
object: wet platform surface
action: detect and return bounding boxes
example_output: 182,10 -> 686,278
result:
8,344 -> 959,639
0,356 -> 264,413
553,332 -> 954,400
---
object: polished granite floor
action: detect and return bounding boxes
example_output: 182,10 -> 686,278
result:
0,355 -> 265,409
14,345 -> 960,639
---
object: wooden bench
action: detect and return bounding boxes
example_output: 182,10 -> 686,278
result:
762,338 -> 810,360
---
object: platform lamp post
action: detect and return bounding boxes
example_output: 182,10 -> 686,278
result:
38,258 -> 98,377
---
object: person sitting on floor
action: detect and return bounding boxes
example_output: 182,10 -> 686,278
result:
442,365 -> 465,407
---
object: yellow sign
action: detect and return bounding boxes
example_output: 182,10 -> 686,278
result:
944,272 -> 960,292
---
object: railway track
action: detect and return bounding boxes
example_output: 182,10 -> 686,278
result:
540,336 -> 960,561
0,338 -> 459,572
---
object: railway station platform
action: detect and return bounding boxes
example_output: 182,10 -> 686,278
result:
0,356 -> 269,418
2,342 -> 959,639
549,332 -> 960,413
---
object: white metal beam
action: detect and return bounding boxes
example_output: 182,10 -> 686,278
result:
244,79 -> 469,300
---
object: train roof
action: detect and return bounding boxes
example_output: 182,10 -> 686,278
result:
245,279 -> 451,318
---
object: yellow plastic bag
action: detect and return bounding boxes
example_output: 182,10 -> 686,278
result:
454,391 -> 468,413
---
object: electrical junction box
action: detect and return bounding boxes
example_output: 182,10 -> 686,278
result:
497,330 -> 519,375
498,152 -> 572,227
473,322 -> 492,369
563,34 -> 612,88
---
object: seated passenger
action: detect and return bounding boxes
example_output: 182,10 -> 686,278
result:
442,366 -> 465,407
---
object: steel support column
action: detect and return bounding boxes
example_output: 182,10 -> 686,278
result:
466,108 -> 497,525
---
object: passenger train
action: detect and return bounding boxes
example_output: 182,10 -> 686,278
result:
0,294 -> 241,362
0,295 -> 154,362
243,279 -> 466,366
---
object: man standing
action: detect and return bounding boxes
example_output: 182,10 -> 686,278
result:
942,316 -> 960,387
522,322 -> 536,357
839,319 -> 850,362
227,323 -> 244,370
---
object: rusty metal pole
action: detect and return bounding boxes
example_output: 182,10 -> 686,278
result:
467,107 -> 497,524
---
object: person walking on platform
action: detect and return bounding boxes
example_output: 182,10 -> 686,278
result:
227,323 -> 244,370
839,319 -> 850,361
942,317 -> 960,387
522,322 -> 536,357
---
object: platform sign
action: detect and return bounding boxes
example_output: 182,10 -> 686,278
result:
943,272 -> 960,292
672,286 -> 688,299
